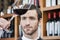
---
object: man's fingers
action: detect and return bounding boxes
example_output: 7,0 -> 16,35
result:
4,22 -> 10,29
0,26 -> 3,29
0,18 -> 10,29
0,22 -> 3,30
0,18 -> 8,24
0,22 -> 4,28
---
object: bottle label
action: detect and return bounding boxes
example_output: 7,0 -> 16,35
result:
57,21 -> 60,36
51,21 -> 55,36
46,22 -> 50,36
55,22 -> 58,35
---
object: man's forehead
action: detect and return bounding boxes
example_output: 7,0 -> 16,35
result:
27,9 -> 36,13
21,9 -> 37,17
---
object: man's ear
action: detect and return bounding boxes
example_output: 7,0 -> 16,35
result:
38,18 -> 42,26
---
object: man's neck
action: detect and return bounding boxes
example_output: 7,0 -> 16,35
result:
24,30 -> 38,39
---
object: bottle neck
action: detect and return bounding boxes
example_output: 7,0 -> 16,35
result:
53,12 -> 56,19
58,11 -> 60,20
59,11 -> 60,18
53,12 -> 57,21
48,12 -> 51,20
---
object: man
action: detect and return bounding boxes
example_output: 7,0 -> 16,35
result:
0,5 -> 42,40
18,5 -> 42,40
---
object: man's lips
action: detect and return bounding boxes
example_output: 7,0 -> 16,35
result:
24,26 -> 32,29
24,27 -> 32,31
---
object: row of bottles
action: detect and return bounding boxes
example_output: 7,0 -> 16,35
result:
46,11 -> 60,36
46,0 -> 60,7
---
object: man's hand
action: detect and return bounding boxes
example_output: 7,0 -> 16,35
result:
0,18 -> 10,30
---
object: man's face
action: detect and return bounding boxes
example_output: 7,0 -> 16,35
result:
20,10 -> 39,35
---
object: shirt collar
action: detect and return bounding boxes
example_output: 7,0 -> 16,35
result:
22,35 -> 40,40
22,35 -> 32,40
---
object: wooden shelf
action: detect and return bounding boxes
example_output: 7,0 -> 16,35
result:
42,5 -> 60,11
42,36 -> 60,39
0,14 -> 13,18
40,0 -> 60,40
0,38 -> 15,40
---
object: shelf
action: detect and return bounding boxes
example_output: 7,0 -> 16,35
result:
0,14 -> 13,18
43,36 -> 60,39
42,5 -> 60,11
0,38 -> 15,40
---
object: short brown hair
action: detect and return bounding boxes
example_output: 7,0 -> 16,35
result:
23,4 -> 42,20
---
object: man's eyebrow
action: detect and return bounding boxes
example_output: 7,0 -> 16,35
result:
21,16 -> 27,19
29,16 -> 35,18
21,16 -> 27,17
29,16 -> 36,18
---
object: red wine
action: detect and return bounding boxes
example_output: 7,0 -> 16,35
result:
13,9 -> 28,15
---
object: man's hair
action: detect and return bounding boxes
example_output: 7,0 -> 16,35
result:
23,4 -> 42,20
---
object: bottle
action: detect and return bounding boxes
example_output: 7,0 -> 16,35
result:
57,11 -> 60,36
0,11 -> 4,16
7,6 -> 12,14
53,12 -> 58,36
46,12 -> 52,36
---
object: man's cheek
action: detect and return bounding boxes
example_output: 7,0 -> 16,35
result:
31,21 -> 38,24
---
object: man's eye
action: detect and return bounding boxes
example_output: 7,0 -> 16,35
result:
22,17 -> 26,20
29,17 -> 35,20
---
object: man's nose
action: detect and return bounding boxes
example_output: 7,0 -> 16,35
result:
26,19 -> 30,26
